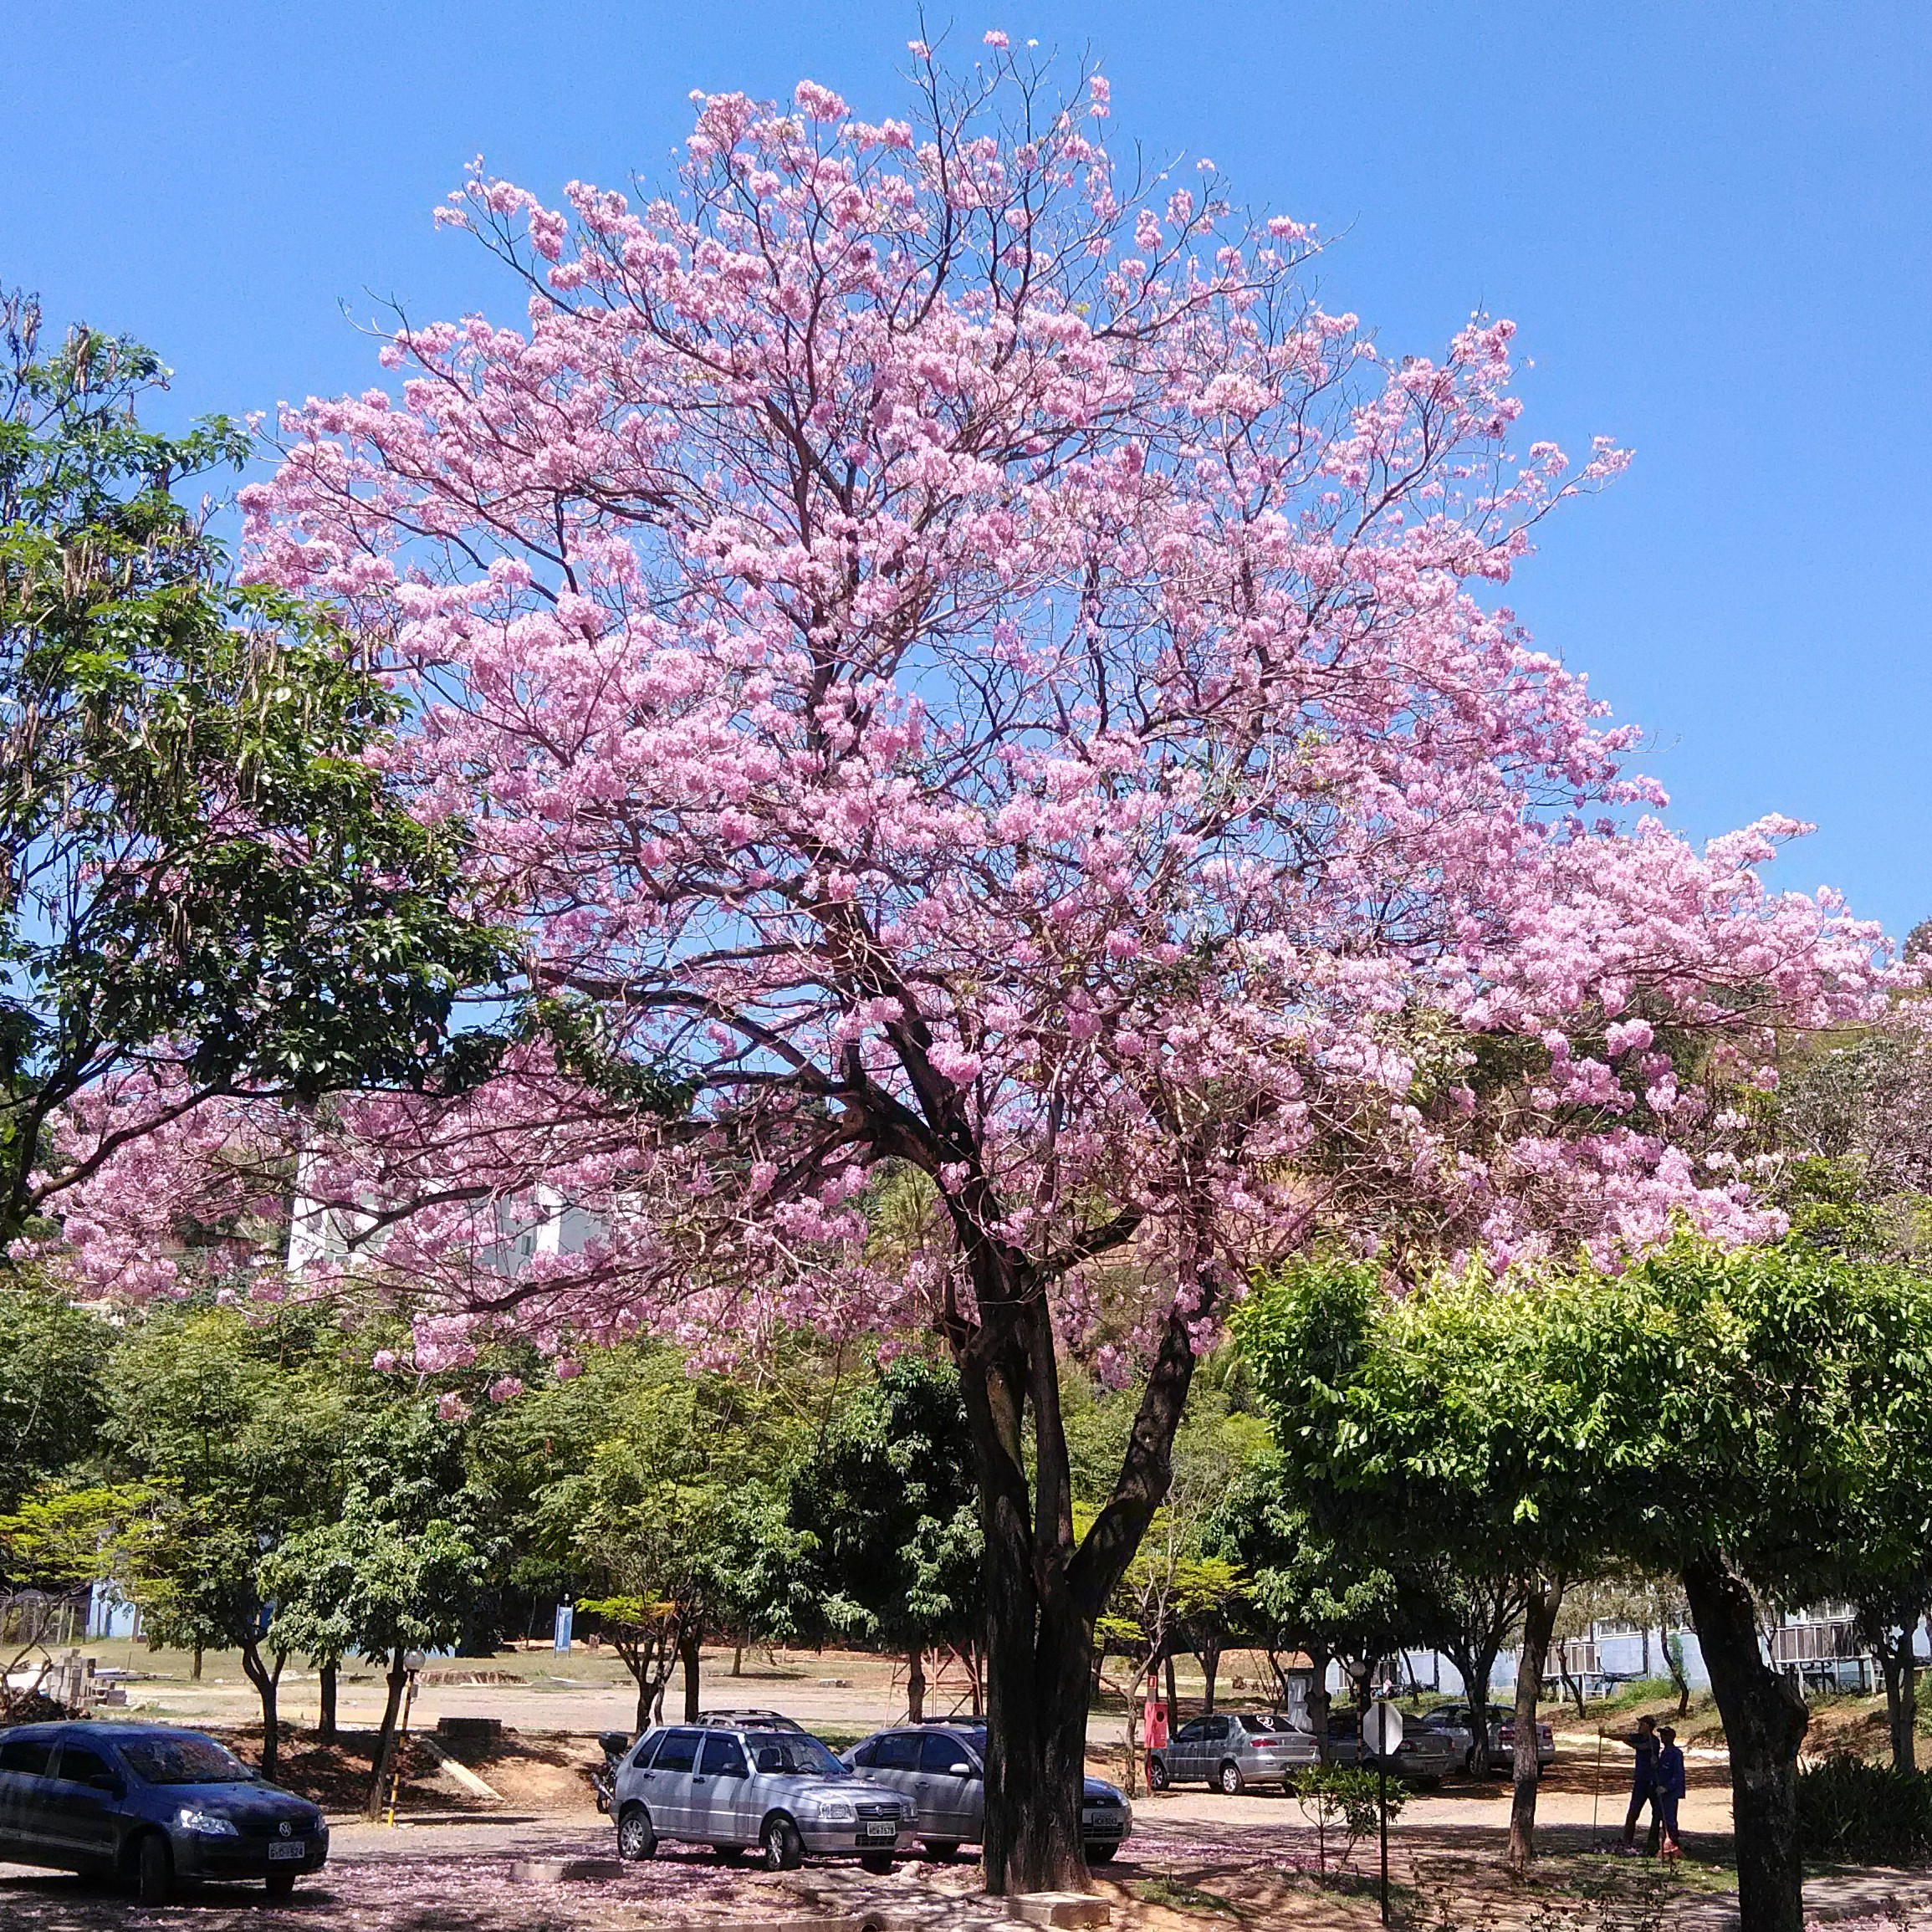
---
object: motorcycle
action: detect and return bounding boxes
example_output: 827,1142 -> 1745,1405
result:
591,1730 -> 631,1815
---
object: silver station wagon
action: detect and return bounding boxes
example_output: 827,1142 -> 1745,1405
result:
845,1722 -> 1134,1863
613,1722 -> 913,1871
1147,1710 -> 1320,1793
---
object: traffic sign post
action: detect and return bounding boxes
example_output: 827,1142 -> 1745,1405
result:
1363,1699 -> 1405,1925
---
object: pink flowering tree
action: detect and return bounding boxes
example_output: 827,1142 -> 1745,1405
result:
59,45 -> 1886,1892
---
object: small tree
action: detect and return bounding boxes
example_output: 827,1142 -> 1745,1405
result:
263,1401 -> 499,1814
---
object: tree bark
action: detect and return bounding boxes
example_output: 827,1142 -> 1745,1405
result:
952,1253 -> 1204,1895
678,1625 -> 702,1723
1164,1650 -> 1179,1726
1505,1577 -> 1562,1870
1682,1551 -> 1808,1932
1444,1635 -> 1500,1776
191,1643 -> 203,1682
239,1640 -> 286,1784
907,1644 -> 927,1722
1306,1643 -> 1334,1763
1199,1636 -> 1224,1714
1875,1626 -> 1919,1771
364,1648 -> 411,1821
318,1659 -> 338,1743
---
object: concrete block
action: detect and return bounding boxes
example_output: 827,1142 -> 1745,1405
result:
1009,1895 -> 1111,1929
509,1857 -> 624,1883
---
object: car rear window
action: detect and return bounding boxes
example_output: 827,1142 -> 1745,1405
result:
1238,1714 -> 1294,1734
0,1737 -> 53,1776
118,1735 -> 251,1786
652,1730 -> 701,1774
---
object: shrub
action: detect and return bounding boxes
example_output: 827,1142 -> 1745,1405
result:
1290,1762 -> 1406,1872
1797,1753 -> 1932,1867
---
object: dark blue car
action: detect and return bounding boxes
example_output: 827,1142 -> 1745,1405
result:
0,1723 -> 328,1904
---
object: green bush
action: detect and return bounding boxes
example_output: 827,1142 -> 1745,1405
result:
1797,1753 -> 1932,1867
1290,1762 -> 1406,1873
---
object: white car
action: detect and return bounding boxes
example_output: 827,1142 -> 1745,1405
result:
614,1722 -> 913,1871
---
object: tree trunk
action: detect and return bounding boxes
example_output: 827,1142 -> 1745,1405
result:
1505,1578 -> 1561,1870
1446,1639 -> 1500,1775
364,1648 -> 411,1822
1876,1627 -> 1919,1772
1164,1650 -> 1179,1725
951,1241 -> 1204,1896
1200,1637 -> 1224,1714
733,1628 -> 744,1679
318,1659 -> 338,1743
907,1644 -> 927,1722
1682,1551 -> 1808,1932
191,1643 -> 203,1682
678,1624 -> 702,1722
239,1640 -> 286,1784
1306,1643 -> 1334,1764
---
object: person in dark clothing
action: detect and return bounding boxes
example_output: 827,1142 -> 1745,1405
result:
1614,1714 -> 1661,1852
1654,1725 -> 1686,1859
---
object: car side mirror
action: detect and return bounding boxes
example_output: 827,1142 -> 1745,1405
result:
946,1761 -> 974,1778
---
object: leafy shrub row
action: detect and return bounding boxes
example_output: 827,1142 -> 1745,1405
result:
1797,1753 -> 1932,1867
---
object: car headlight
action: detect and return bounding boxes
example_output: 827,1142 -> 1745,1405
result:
176,1807 -> 241,1837
813,1800 -> 856,1824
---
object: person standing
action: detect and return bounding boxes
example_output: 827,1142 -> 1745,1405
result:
1613,1714 -> 1661,1853
1654,1725 -> 1686,1860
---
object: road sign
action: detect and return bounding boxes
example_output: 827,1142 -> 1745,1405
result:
1363,1699 -> 1405,1759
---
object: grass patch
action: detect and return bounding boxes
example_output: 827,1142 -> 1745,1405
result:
1132,1876 -> 1245,1917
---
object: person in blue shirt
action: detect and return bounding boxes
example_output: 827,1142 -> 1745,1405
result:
1613,1714 -> 1660,1853
1654,1725 -> 1686,1859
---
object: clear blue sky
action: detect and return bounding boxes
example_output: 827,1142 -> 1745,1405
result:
3,3 -> 1927,936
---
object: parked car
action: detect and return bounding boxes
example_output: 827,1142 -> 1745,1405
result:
1423,1702 -> 1556,1772
845,1722 -> 1134,1862
0,1722 -> 328,1905
613,1721 -> 913,1871
1323,1710 -> 1463,1784
1147,1710 -> 1319,1794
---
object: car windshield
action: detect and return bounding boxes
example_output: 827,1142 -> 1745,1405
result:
748,1733 -> 848,1777
119,1735 -> 254,1786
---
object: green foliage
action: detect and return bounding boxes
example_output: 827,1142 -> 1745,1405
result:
260,1399 -> 502,1668
785,1352 -> 980,1653
1234,1238 -> 1932,1609
1796,1753 -> 1932,1867
0,1276 -> 110,1510
1290,1761 -> 1403,1871
0,1483 -> 148,1589
0,291 -> 523,1244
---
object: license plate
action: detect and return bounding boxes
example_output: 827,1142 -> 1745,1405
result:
861,1822 -> 897,1840
267,1840 -> 306,1862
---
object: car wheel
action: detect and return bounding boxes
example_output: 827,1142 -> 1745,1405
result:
1217,1760 -> 1245,1796
760,1813 -> 804,1872
922,1839 -> 960,1860
617,1804 -> 657,1862
266,1870 -> 299,1898
1147,1756 -> 1170,1791
135,1832 -> 172,1906
1086,1843 -> 1119,1864
859,1851 -> 895,1874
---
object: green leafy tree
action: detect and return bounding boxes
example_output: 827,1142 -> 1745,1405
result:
785,1354 -> 982,1720
263,1399 -> 502,1816
1237,1240 -> 1932,1932
0,289 -> 518,1250
492,1344 -> 799,1733
100,1302 -> 348,1779
0,1273 -> 111,1510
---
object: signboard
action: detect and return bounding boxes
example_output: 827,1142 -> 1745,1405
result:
1363,1699 -> 1405,1760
